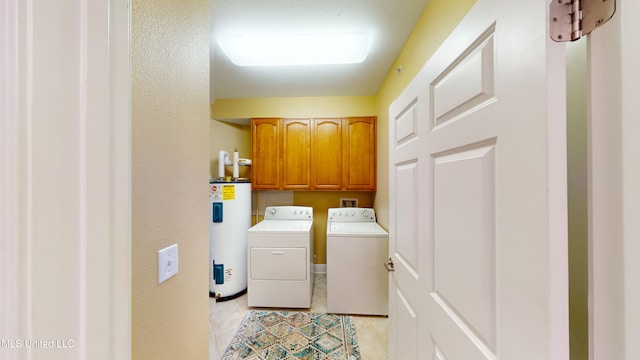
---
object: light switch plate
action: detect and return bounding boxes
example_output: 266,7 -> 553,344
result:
158,243 -> 179,284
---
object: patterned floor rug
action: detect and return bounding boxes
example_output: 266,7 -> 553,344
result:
222,310 -> 360,360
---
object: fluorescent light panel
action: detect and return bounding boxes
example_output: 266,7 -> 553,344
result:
218,34 -> 371,66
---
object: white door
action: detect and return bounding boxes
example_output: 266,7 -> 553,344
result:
388,0 -> 568,358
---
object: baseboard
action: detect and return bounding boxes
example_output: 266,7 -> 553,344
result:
313,264 -> 327,274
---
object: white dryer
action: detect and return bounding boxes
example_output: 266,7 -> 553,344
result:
247,206 -> 314,308
326,208 -> 389,315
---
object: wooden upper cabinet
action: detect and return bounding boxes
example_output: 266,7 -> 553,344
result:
251,117 -> 376,191
343,117 -> 376,190
282,119 -> 312,190
312,118 -> 342,190
251,118 -> 281,189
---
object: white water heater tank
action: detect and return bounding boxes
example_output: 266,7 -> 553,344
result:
209,179 -> 251,300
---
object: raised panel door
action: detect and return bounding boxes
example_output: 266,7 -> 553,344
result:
388,0 -> 569,358
282,119 -> 311,190
312,118 -> 342,190
251,118 -> 281,189
343,117 -> 376,190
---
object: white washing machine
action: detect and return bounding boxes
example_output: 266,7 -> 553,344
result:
247,206 -> 314,308
326,208 -> 389,315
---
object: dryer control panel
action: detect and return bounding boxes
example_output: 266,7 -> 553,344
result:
263,206 -> 313,220
328,208 -> 376,222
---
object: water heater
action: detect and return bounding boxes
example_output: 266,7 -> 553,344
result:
209,179 -> 251,300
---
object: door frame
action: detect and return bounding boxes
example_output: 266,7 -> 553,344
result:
588,0 -> 640,358
1,0 -> 131,358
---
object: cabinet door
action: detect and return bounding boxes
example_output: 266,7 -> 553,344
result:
251,118 -> 281,189
312,118 -> 342,190
343,117 -> 376,190
282,119 -> 311,190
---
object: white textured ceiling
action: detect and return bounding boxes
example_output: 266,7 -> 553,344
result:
210,0 -> 429,100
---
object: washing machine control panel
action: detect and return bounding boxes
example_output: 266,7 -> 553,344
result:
327,208 -> 376,222
263,206 -> 313,220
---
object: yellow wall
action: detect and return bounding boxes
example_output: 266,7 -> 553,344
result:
566,39 -> 588,360
132,0 -> 210,358
374,0 -> 477,229
211,96 -> 376,118
210,120 -> 252,179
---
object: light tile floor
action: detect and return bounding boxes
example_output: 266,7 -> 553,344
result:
209,274 -> 388,360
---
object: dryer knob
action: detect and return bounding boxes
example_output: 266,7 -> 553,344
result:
363,210 -> 369,217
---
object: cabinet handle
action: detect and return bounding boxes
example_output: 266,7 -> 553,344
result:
271,251 -> 284,255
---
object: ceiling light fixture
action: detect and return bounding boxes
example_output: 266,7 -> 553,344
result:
218,34 -> 371,67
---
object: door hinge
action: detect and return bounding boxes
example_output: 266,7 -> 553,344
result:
550,0 -> 616,42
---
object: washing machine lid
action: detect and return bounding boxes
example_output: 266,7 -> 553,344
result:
248,219 -> 313,234
327,221 -> 388,236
